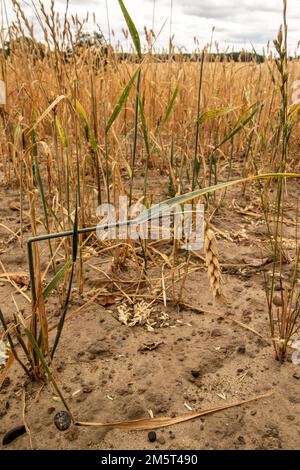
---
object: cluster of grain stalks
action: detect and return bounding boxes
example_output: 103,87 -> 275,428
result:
0,0 -> 299,391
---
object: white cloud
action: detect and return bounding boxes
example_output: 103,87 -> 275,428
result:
2,0 -> 300,52
182,0 -> 280,19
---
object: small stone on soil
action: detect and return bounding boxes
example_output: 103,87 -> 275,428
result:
293,372 -> 300,380
158,436 -> 166,445
191,370 -> 200,378
148,431 -> 157,443
211,328 -> 222,337
53,411 -> 72,431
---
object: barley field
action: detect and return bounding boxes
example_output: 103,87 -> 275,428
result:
0,0 -> 300,451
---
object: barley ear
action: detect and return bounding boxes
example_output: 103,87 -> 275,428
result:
204,223 -> 224,301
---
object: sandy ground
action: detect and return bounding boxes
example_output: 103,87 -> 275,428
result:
1,172 -> 300,450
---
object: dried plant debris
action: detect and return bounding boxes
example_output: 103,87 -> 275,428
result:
139,341 -> 164,352
117,301 -> 153,328
0,340 -> 8,366
291,340 -> 300,366
117,302 -> 170,330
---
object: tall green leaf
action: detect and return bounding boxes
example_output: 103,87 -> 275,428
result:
51,204 -> 78,359
129,69 -> 141,206
32,128 -> 49,230
95,173 -> 300,232
159,84 -> 179,131
138,95 -> 150,158
72,204 -> 79,263
138,94 -> 151,201
168,138 -> 176,198
118,0 -> 142,58
105,68 -> 140,133
216,104 -> 258,149
76,100 -> 97,151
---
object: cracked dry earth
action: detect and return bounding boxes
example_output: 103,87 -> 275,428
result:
0,176 -> 300,450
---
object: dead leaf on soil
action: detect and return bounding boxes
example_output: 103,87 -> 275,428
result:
11,276 -> 29,287
97,295 -> 116,307
75,391 -> 274,431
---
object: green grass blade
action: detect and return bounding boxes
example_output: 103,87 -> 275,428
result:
31,128 -> 50,231
51,202 -> 78,359
55,117 -> 68,148
138,95 -> 150,157
118,0 -> 142,58
31,128 -> 56,273
197,107 -> 237,125
43,259 -> 73,300
168,138 -> 176,198
138,94 -> 151,201
216,104 -> 258,149
159,84 -> 179,131
51,264 -> 74,360
129,69 -> 141,206
76,100 -> 97,151
105,68 -> 140,134
72,203 -> 79,263
75,99 -> 89,126
127,173 -> 300,226
95,173 -> 300,236
22,320 -> 71,413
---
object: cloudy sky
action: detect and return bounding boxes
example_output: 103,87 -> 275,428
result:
2,0 -> 300,53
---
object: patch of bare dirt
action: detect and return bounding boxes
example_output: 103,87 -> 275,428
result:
1,175 -> 300,450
